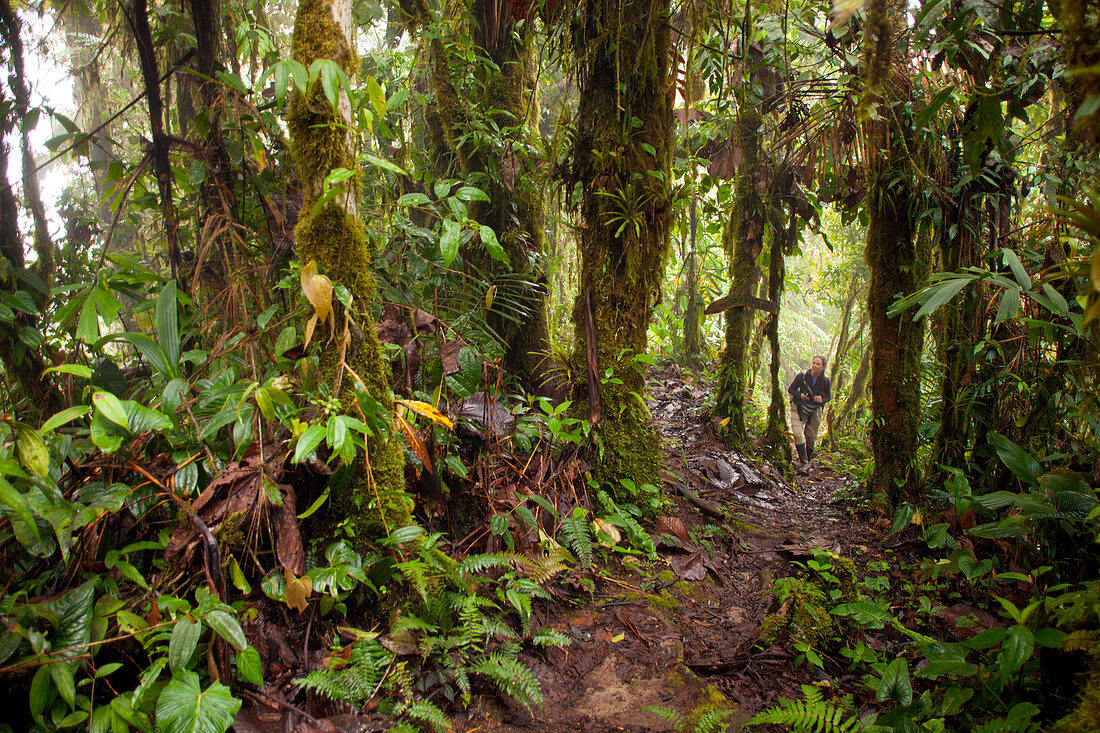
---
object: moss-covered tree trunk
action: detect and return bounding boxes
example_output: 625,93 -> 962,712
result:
762,200 -> 790,468
928,167 -> 980,478
469,0 -> 551,388
864,104 -> 928,509
684,196 -> 703,362
715,103 -> 764,439
289,0 -> 411,535
568,0 -> 672,496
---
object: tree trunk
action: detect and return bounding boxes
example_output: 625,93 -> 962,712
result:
763,200 -> 791,466
469,0 -> 551,390
715,102 -> 764,438
865,122 -> 928,509
289,0 -> 412,537
684,196 -> 703,361
127,0 -> 181,279
568,0 -> 672,498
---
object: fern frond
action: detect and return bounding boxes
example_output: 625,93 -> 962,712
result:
532,627 -> 570,647
472,651 -> 544,712
694,707 -> 733,733
558,509 -> 593,567
646,705 -> 681,725
458,552 -> 524,576
746,685 -> 861,732
405,700 -> 453,733
296,639 -> 394,706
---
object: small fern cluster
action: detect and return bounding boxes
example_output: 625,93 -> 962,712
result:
648,704 -> 734,733
301,532 -> 570,730
746,685 -> 867,732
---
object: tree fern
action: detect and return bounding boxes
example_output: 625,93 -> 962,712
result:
746,685 -> 863,732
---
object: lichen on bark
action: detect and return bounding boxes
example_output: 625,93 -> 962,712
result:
289,0 -> 412,539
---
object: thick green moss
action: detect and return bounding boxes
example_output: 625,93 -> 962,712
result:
715,105 -> 764,442
289,0 -> 413,542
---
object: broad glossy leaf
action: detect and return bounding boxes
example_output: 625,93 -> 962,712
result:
0,476 -> 41,545
293,425 -> 327,463
236,646 -> 263,686
363,153 -> 406,175
989,433 -> 1041,485
93,392 -> 129,429
479,225 -> 509,265
155,669 -> 241,733
440,219 -> 460,266
876,657 -> 912,705
169,619 -> 202,672
999,625 -> 1034,674
204,610 -> 246,651
364,75 -> 386,118
41,405 -> 91,434
15,423 -> 49,477
156,281 -> 180,374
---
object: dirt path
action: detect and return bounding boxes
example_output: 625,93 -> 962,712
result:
463,368 -> 882,732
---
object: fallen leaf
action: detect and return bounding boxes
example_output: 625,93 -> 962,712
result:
397,399 -> 454,429
285,568 -> 312,613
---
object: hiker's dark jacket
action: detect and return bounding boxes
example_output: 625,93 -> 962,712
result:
788,370 -> 831,419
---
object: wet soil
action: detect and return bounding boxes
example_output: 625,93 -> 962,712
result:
459,367 -> 885,732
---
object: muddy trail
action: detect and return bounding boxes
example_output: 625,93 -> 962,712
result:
460,367 -> 883,732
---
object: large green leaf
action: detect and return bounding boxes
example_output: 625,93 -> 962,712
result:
204,610 -> 246,652
52,581 -> 95,686
155,669 -> 241,733
0,475 -> 41,545
440,219 -> 461,266
14,422 -> 50,478
999,625 -> 1034,675
169,619 -> 202,672
102,332 -> 174,379
156,281 -> 180,375
988,433 -> 1041,486
876,657 -> 913,705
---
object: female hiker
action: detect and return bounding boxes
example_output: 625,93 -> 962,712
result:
788,355 -> 830,469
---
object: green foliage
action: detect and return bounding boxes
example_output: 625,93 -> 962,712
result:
746,685 -> 864,731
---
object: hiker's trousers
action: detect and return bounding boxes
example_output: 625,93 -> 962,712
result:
788,403 -> 822,447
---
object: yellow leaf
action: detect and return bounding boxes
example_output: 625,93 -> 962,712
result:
395,413 -> 431,469
592,518 -> 621,545
285,567 -> 312,613
303,313 -> 318,349
15,423 -> 49,478
485,285 -> 496,310
300,261 -> 333,324
611,632 -> 625,643
396,399 -> 455,429
718,417 -> 730,428
911,509 -> 923,526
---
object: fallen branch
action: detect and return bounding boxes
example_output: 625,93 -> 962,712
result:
670,480 -> 725,521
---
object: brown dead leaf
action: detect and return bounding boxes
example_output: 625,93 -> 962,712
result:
441,339 -> 466,375
670,552 -> 709,582
655,516 -> 689,542
275,486 -> 305,576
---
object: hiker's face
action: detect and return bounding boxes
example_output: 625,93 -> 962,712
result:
810,358 -> 825,377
